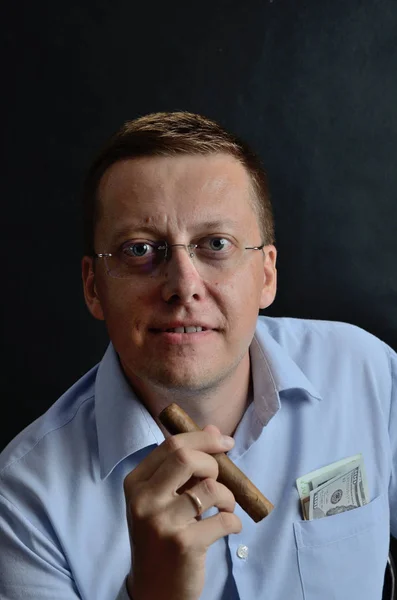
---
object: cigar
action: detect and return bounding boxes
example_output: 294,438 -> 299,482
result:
158,403 -> 274,523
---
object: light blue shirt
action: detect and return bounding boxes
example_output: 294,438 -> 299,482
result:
0,317 -> 396,600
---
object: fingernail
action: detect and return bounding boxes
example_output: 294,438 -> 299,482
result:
221,435 -> 234,449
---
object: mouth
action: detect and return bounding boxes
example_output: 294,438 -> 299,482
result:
161,326 -> 207,333
147,324 -> 217,347
149,324 -> 216,337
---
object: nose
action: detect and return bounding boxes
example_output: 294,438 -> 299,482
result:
161,245 -> 205,305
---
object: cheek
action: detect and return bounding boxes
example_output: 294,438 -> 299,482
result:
227,267 -> 264,304
98,282 -> 146,330
212,274 -> 262,322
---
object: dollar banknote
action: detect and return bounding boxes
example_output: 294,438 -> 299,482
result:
296,454 -> 369,520
296,454 -> 361,500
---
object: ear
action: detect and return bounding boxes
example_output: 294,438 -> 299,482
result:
259,245 -> 277,310
81,256 -> 105,321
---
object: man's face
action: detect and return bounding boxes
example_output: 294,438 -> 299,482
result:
83,153 -> 277,394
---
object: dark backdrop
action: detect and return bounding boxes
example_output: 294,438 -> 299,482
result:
2,1 -> 397,557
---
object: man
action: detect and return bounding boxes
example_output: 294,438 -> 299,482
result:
0,111 -> 396,600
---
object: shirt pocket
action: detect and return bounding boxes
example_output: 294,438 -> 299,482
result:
293,493 -> 389,600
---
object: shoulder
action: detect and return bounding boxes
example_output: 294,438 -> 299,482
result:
257,315 -> 389,356
0,364 -> 99,477
256,315 -> 395,385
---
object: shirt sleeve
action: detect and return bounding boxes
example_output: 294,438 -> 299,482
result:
0,492 -> 81,599
387,344 -> 397,538
0,492 -> 131,600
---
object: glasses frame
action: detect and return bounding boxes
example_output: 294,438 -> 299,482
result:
93,240 -> 266,278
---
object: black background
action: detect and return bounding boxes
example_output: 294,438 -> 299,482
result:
2,0 -> 396,564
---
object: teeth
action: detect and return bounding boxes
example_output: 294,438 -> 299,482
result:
165,326 -> 204,333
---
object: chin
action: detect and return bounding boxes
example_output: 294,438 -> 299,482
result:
145,364 -> 226,393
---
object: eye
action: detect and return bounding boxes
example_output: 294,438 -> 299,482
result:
121,240 -> 157,258
205,237 -> 233,252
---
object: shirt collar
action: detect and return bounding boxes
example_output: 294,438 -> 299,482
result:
95,320 -> 322,479
95,344 -> 165,480
251,320 -> 322,426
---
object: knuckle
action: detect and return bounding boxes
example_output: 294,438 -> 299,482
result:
126,486 -> 163,522
201,477 -> 218,498
163,435 -> 182,454
218,510 -> 239,532
128,494 -> 150,521
128,499 -> 168,537
146,513 -> 169,538
173,447 -> 191,467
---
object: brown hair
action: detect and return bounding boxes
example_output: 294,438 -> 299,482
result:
82,111 -> 275,255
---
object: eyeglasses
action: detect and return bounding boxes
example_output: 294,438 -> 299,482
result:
94,236 -> 265,279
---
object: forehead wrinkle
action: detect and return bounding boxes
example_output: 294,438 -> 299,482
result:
109,216 -> 244,245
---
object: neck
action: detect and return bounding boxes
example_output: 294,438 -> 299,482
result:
123,353 -> 253,437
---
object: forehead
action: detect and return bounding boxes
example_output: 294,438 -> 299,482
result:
96,153 -> 259,238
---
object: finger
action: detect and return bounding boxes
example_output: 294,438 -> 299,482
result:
175,510 -> 242,551
202,424 -> 222,435
125,429 -> 234,486
170,479 -> 236,526
149,449 -> 219,497
177,475 -> 201,495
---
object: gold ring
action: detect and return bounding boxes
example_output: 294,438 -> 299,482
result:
184,489 -> 203,517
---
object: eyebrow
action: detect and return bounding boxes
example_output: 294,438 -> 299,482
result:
110,223 -> 164,244
109,219 -> 241,244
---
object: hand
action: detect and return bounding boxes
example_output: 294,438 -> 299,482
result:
123,425 -> 242,600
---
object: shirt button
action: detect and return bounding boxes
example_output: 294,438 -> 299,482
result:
236,544 -> 249,559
